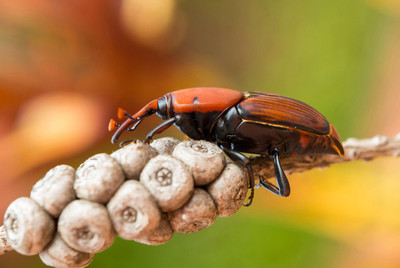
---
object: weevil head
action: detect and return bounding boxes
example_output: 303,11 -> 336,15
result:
109,98 -> 161,144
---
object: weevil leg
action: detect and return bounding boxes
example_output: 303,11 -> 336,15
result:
259,148 -> 290,197
218,145 -> 255,206
144,115 -> 181,144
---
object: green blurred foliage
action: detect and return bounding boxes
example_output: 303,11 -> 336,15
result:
92,214 -> 343,268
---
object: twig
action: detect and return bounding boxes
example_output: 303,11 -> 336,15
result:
251,133 -> 400,178
1,133 -> 399,255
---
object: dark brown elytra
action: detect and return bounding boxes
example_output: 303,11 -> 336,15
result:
109,87 -> 344,205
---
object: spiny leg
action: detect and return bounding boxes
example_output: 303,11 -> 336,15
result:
218,145 -> 255,206
259,148 -> 290,197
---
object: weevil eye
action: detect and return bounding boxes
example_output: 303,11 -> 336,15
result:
156,97 -> 169,120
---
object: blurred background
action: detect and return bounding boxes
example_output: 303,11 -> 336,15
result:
0,0 -> 400,267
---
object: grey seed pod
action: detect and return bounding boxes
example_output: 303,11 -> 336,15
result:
107,180 -> 161,240
3,197 -> 55,255
74,153 -> 125,203
30,165 -> 76,218
134,213 -> 174,245
0,226 -> 13,255
39,233 -> 94,268
150,137 -> 180,155
168,188 -> 217,233
111,142 -> 158,180
172,140 -> 225,186
58,200 -> 114,253
207,162 -> 248,217
140,155 -> 194,212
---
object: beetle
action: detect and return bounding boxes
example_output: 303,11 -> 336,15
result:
109,87 -> 344,205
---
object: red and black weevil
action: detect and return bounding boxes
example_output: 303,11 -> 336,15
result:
109,87 -> 344,205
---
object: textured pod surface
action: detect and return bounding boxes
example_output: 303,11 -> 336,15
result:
207,162 -> 248,217
173,140 -> 225,185
150,137 -> 180,155
0,226 -> 12,255
111,142 -> 158,180
107,180 -> 161,240
134,213 -> 174,245
75,153 -> 125,203
58,200 -> 114,253
39,233 -> 94,268
3,197 -> 55,255
140,155 -> 194,212
30,165 -> 76,218
168,188 -> 217,233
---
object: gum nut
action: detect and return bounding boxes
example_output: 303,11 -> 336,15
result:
172,140 -> 225,186
140,155 -> 194,212
3,197 -> 55,255
58,200 -> 114,253
150,137 -> 180,155
74,153 -> 125,204
39,233 -> 94,268
107,180 -> 161,240
207,163 -> 248,217
168,188 -> 217,234
134,213 -> 174,245
111,142 -> 158,180
30,165 -> 76,218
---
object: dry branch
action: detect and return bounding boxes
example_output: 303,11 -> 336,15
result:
1,133 -> 400,256
251,133 -> 400,179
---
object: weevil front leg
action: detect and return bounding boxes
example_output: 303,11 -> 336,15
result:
144,115 -> 182,144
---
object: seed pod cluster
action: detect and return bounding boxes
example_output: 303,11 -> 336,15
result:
2,138 -> 248,267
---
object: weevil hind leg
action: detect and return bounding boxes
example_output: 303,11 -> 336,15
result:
218,145 -> 255,206
259,148 -> 290,197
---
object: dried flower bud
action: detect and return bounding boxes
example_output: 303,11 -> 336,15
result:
150,137 -> 180,155
39,233 -> 94,268
111,142 -> 158,180
140,155 -> 194,212
134,213 -> 174,245
168,188 -> 217,233
107,180 -> 161,240
3,197 -> 55,255
172,140 -> 225,186
30,165 -> 76,218
74,153 -> 125,204
58,200 -> 114,253
207,162 -> 248,217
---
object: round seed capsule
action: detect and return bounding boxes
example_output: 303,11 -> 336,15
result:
172,140 -> 225,186
134,213 -> 174,245
150,137 -> 180,155
168,188 -> 217,233
30,165 -> 76,218
3,197 -> 55,255
0,226 -> 13,255
39,233 -> 94,268
111,142 -> 158,180
74,153 -> 125,204
107,180 -> 161,240
58,200 -> 114,253
140,155 -> 194,212
207,162 -> 248,217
